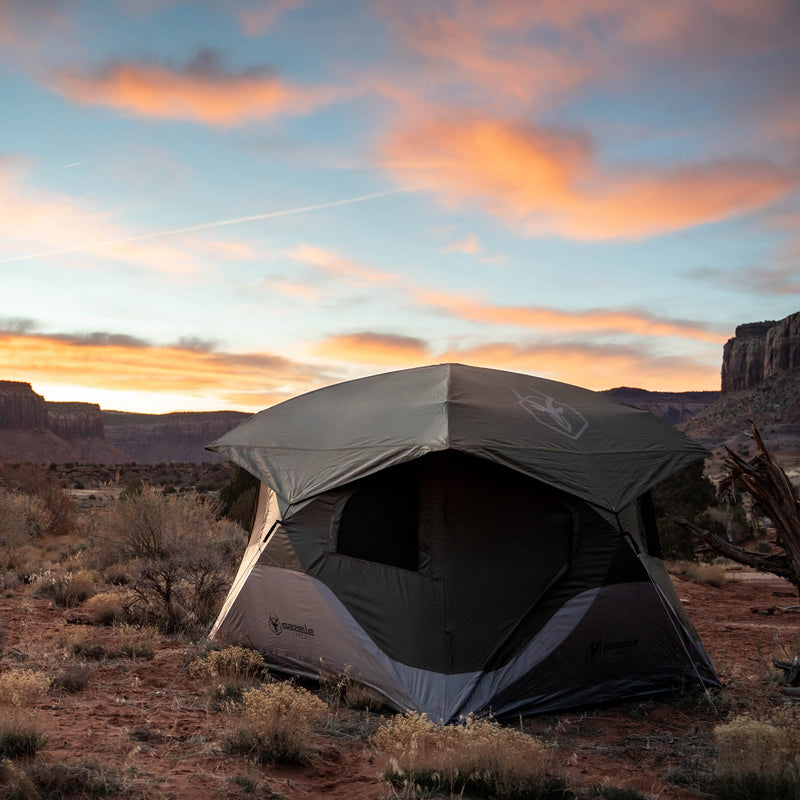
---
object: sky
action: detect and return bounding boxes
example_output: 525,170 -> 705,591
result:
1,0 -> 799,414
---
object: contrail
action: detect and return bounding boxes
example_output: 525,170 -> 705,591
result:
1,187 -> 410,263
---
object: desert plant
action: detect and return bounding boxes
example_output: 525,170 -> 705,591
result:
0,670 -> 52,707
0,462 -> 77,537
0,722 -> 47,759
702,771 -> 800,800
371,711 -> 564,799
92,487 -> 244,633
51,664 -> 92,693
192,645 -> 265,701
84,591 -> 129,625
0,489 -> 52,571
33,568 -> 96,607
113,623 -> 158,660
668,560 -> 728,587
225,681 -> 328,764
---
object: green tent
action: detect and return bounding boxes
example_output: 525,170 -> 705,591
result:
208,363 -> 718,720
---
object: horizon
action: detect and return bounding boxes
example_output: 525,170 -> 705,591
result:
2,2 -> 798,415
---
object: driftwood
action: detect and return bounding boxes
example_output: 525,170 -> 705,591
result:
675,417 -> 800,591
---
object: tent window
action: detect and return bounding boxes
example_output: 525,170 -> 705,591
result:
337,463 -> 419,571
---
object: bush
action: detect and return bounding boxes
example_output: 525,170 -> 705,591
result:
92,487 -> 244,633
84,591 -> 128,625
652,460 -> 717,559
0,670 -> 52,707
225,681 -> 327,764
33,568 -> 96,607
0,489 -> 52,571
371,712 -> 563,800
713,714 -> 799,777
51,664 -> 92,693
114,623 -> 158,660
669,560 -> 728,587
0,722 -> 47,759
0,462 -> 77,538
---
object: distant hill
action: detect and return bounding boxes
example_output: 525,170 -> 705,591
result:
103,410 -> 251,464
601,387 -> 720,425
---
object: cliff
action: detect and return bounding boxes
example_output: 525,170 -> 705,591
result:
602,387 -> 719,425
103,410 -> 250,464
721,312 -> 800,392
0,381 -> 131,463
0,381 -> 48,429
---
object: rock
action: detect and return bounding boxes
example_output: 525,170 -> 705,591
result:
64,609 -> 92,625
722,312 -> 800,392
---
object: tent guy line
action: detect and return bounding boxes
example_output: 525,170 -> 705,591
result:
0,186 -> 414,264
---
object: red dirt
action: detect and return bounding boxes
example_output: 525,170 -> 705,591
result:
2,568 -> 798,799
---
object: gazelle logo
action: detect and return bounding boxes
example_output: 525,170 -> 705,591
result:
269,612 -> 282,635
269,612 -> 315,638
513,388 -> 588,440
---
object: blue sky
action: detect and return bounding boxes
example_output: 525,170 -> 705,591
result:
1,0 -> 798,412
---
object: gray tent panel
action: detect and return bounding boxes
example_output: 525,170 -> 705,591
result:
209,363 -> 709,513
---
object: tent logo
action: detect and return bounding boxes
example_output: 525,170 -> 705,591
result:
513,389 -> 588,440
586,635 -> 640,662
269,612 -> 315,638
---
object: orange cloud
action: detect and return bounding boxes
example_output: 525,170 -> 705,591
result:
313,332 -> 430,365
380,116 -> 796,240
49,50 -> 340,126
415,289 -> 727,344
0,330 -> 326,412
289,244 -> 398,286
442,234 -> 480,255
434,342 -> 719,392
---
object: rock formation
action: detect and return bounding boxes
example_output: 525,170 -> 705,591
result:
0,381 -> 130,463
0,381 -> 48,429
721,312 -> 800,392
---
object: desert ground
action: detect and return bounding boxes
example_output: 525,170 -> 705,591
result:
1,562 -> 798,800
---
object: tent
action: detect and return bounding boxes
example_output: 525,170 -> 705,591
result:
207,363 -> 718,721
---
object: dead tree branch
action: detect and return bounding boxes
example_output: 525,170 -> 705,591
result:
675,417 -> 800,590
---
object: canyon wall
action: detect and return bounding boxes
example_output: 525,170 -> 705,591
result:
721,312 -> 800,392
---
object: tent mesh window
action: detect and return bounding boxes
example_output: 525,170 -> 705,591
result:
336,461 -> 419,571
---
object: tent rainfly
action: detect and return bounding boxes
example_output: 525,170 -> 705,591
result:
207,363 -> 718,721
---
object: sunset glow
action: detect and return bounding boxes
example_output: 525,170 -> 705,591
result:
2,1 -> 798,413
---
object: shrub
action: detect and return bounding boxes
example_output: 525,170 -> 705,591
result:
0,670 -> 52,707
225,681 -> 327,764
51,664 -> 92,693
84,591 -> 128,625
0,462 -> 77,537
33,568 -> 96,607
192,645 -> 265,701
0,489 -> 52,571
114,623 -> 158,660
713,711 -> 800,778
669,560 -> 728,587
92,487 -> 244,633
371,712 -> 563,800
0,722 -> 47,759
702,771 -> 800,800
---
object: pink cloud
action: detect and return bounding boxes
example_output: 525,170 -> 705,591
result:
380,115 -> 797,240
49,50 -> 341,126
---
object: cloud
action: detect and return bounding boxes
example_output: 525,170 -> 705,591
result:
313,332 -> 430,364
237,0 -> 307,36
0,327 -> 329,411
441,234 -> 480,255
289,244 -> 399,286
48,48 -> 342,126
433,340 -> 719,392
415,289 -> 728,343
379,115 -> 797,240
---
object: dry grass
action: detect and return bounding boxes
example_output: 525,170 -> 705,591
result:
225,681 -> 328,764
84,590 -> 129,625
370,712 -> 564,799
33,567 -> 97,607
669,560 -> 728,587
0,669 -> 52,707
